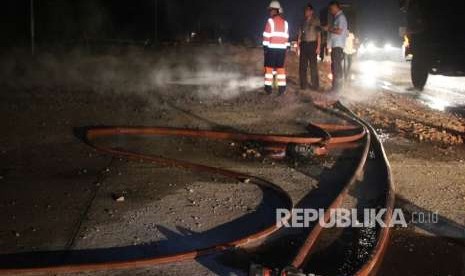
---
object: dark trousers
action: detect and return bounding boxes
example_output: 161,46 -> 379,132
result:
264,48 -> 287,94
319,43 -> 326,61
331,47 -> 344,91
299,41 -> 319,89
343,54 -> 353,79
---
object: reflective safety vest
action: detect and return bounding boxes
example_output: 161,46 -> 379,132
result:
263,16 -> 290,49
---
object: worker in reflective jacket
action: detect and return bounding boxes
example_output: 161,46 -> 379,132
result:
263,1 -> 290,96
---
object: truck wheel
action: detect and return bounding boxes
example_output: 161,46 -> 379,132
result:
411,54 -> 429,90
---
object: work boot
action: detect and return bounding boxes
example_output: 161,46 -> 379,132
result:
264,86 -> 272,95
278,87 -> 286,96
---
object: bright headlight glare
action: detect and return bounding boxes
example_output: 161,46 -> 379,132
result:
384,43 -> 393,51
367,42 -> 377,53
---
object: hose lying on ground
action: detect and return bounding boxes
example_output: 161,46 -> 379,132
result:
0,101 -> 393,275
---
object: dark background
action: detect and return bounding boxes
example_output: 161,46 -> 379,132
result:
0,0 -> 403,47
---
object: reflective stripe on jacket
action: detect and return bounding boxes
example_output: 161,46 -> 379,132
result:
263,16 -> 290,49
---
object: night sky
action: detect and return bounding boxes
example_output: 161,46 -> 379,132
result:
1,0 -> 403,46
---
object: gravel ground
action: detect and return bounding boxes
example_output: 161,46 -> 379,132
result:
0,45 -> 463,275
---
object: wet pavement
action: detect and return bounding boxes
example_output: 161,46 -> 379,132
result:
351,48 -> 465,114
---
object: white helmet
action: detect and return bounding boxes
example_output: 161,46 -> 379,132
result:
268,1 -> 283,14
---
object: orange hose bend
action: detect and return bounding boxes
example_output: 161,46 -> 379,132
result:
0,104 -> 391,275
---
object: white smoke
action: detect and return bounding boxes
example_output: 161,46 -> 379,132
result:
0,45 -> 263,100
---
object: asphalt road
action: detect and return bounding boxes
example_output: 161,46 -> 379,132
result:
353,48 -> 465,115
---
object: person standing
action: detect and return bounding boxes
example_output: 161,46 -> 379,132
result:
324,1 -> 348,92
298,3 -> 321,90
263,1 -> 290,96
344,31 -> 356,79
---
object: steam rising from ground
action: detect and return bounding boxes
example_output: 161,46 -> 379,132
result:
166,71 -> 262,99
0,45 -> 263,100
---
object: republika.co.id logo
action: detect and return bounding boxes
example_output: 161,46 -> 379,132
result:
276,208 -> 433,228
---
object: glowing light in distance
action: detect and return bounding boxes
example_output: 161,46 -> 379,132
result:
384,43 -> 393,51
367,42 -> 377,53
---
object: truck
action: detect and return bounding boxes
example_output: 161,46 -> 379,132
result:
399,0 -> 465,90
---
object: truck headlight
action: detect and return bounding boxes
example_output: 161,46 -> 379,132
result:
384,43 -> 393,51
367,42 -> 377,53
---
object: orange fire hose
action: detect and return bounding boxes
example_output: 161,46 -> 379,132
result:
291,102 -> 395,276
0,102 -> 394,275
291,114 -> 372,269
